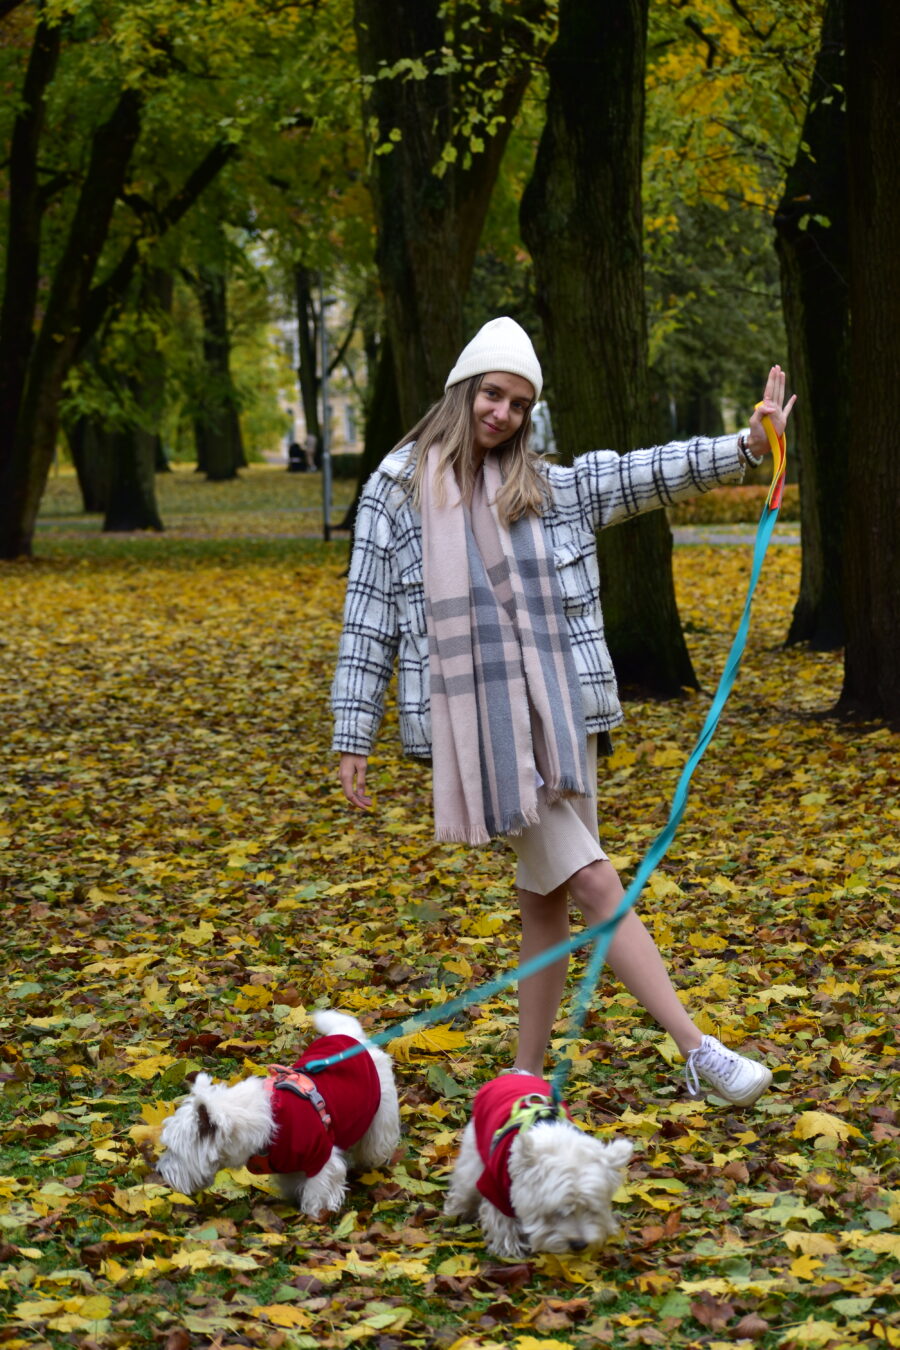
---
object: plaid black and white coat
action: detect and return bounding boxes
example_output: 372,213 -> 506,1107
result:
331,434 -> 747,759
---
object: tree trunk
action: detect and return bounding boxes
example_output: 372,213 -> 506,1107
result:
295,265 -> 321,447
104,420 -> 164,532
838,1 -> 900,720
192,264 -> 243,481
774,0 -> 849,651
66,417 -> 113,514
353,0 -> 549,427
520,0 -> 697,697
0,85 -> 142,558
0,11 -> 237,559
0,15 -> 60,454
103,268 -> 173,531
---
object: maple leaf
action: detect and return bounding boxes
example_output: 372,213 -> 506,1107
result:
793,1111 -> 864,1143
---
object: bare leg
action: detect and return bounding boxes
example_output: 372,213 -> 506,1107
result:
515,883 -> 570,1075
566,860 -> 702,1056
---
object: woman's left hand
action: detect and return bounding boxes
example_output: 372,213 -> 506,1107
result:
747,364 -> 797,456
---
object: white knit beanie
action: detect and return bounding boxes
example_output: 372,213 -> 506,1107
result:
445,316 -> 542,401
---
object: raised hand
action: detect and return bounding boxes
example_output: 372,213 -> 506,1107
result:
747,365 -> 796,455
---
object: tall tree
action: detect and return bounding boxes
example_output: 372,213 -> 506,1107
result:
0,0 -> 315,557
353,0 -> 552,428
521,0 -> 698,696
838,1 -> 900,719
774,0 -> 849,650
191,261 -> 246,482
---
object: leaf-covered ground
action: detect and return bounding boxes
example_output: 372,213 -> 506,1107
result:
1,471 -> 898,1350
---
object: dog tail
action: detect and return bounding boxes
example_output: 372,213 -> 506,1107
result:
603,1137 -> 634,1171
312,1008 -> 366,1043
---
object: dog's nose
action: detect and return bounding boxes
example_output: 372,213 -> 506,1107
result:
569,1240 -> 588,1252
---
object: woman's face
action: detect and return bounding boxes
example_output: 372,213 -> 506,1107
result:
472,372 -> 535,455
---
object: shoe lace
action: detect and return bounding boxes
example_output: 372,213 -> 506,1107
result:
684,1047 -> 703,1099
684,1038 -> 736,1099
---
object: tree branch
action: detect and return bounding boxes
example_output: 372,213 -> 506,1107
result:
80,139 -> 239,353
725,0 -> 778,44
684,16 -> 719,69
327,297 -> 364,376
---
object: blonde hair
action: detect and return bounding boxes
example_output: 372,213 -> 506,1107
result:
398,375 -> 549,524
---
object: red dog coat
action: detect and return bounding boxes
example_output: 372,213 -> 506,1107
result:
246,1034 -> 381,1177
473,1074 -> 571,1217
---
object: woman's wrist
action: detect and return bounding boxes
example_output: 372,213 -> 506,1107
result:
738,431 -> 763,467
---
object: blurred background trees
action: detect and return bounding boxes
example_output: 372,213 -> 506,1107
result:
1,0 -> 896,716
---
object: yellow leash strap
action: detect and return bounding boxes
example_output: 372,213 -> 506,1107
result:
758,405 -> 787,510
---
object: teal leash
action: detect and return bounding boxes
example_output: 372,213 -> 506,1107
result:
306,443 -> 786,1086
550,496 -> 781,1101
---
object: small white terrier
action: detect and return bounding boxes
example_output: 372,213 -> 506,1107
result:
444,1074 -> 633,1259
156,1010 -> 400,1216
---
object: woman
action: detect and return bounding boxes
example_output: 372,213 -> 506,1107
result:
332,317 -> 795,1105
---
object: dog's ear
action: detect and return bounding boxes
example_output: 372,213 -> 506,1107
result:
515,1128 -> 539,1164
197,1101 -> 218,1142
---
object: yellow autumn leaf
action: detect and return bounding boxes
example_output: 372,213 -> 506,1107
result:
637,1272 -> 675,1294
788,1319 -> 854,1346
442,955 -> 473,977
793,1111 -> 863,1143
708,874 -> 740,894
790,1253 -> 824,1279
123,1054 -> 177,1081
620,1177 -> 688,1210
437,1254 -> 481,1277
755,983 -> 807,1005
461,914 -> 506,937
647,873 -> 684,900
783,1232 -> 839,1257
534,1252 -> 601,1283
689,931 -> 728,950
515,1339 -> 577,1350
179,920 -> 217,945
449,1341 -> 507,1350
840,1231 -> 900,1257
233,984 -> 274,1010
15,1299 -> 64,1319
251,1304 -> 312,1329
112,1184 -> 171,1215
389,1024 -> 468,1061
141,1100 -> 176,1126
99,1258 -> 130,1283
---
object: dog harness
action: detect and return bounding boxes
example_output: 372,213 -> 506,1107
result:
245,1034 -> 381,1178
473,1074 -> 571,1218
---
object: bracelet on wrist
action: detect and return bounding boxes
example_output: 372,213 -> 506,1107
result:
738,432 -> 763,467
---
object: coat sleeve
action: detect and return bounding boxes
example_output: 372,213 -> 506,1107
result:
331,481 -> 400,756
566,433 -> 746,532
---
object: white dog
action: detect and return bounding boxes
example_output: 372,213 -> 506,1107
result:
156,1010 -> 400,1216
444,1073 -> 632,1259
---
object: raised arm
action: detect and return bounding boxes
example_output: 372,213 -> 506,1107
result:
562,365 -> 796,533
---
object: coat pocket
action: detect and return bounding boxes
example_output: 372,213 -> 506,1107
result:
552,529 -> 599,616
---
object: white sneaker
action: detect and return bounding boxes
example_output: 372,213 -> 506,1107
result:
684,1035 -> 773,1105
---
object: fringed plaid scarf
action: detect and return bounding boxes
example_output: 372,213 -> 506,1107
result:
421,445 -> 588,844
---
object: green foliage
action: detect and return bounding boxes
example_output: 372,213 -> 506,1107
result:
642,1 -> 825,414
